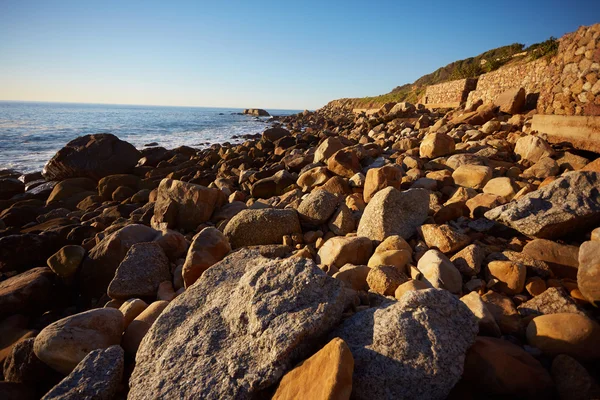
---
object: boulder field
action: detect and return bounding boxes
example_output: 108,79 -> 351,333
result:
1,95 -> 600,399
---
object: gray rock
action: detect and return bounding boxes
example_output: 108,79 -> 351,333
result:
357,187 -> 429,241
79,224 -> 159,301
297,189 -> 338,225
107,242 -> 171,300
42,345 -> 124,400
485,171 -> 600,239
224,208 -> 302,249
128,249 -> 346,399
332,288 -> 478,400
517,287 -> 586,318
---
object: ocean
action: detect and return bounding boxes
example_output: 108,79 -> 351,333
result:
0,101 -> 301,174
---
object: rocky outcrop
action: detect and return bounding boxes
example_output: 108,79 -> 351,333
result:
243,108 -> 270,117
129,250 -> 346,399
42,134 -> 140,181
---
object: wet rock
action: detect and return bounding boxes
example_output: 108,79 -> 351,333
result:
224,208 -> 302,249
41,345 -> 124,400
357,187 -> 429,241
153,178 -> 222,231
107,242 -> 171,300
332,289 -> 478,400
128,249 -> 346,399
272,338 -> 353,400
183,227 -> 231,288
34,308 -> 124,374
485,171 -> 600,239
43,134 -> 140,181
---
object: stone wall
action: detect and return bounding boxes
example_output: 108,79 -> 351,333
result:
465,59 -> 550,110
424,78 -> 477,107
537,24 -> 600,116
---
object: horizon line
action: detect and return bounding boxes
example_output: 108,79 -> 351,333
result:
0,99 -> 309,112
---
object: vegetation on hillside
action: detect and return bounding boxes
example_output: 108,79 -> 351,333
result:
336,37 -> 559,109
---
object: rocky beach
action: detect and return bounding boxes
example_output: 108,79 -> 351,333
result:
1,23 -> 600,400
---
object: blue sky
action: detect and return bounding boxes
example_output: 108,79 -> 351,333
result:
1,0 -> 598,110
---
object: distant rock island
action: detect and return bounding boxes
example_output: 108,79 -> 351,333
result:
243,108 -> 270,117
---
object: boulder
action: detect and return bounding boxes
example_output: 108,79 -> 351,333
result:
486,260 -> 526,295
3,338 -> 61,389
367,249 -> 411,272
97,174 -> 140,200
314,137 -> 347,164
551,354 -> 600,400
366,265 -> 409,296
272,338 -> 353,400
452,165 -> 492,189
317,236 -> 373,268
417,250 -> 462,294
482,177 -> 519,201
153,178 -> 222,231
297,167 -> 330,191
327,148 -> 361,178
46,245 -> 85,281
0,178 -> 25,200
481,291 -> 521,335
244,108 -> 270,117
128,250 -> 346,399
327,203 -> 355,236
363,165 -> 403,203
522,239 -> 579,279
107,242 -> 171,300
577,240 -> 600,305
224,209 -> 302,249
494,87 -> 526,114
41,345 -> 124,400
332,264 -> 370,291
514,135 -> 554,163
419,132 -> 455,159
46,178 -> 96,208
526,313 -> 600,360
0,267 -> 56,317
462,337 -> 553,399
332,289 -> 478,400
119,298 -> 148,329
460,292 -> 501,337
297,190 -> 338,225
357,187 -> 429,241
182,227 -> 231,288
43,134 -> 140,181
450,243 -> 485,276
517,287 -> 585,318
485,171 -> 600,239
34,308 -> 124,375
394,280 -> 430,299
262,126 -> 287,141
79,224 -> 159,301
122,300 -> 169,356
251,170 -> 295,198
419,223 -> 470,253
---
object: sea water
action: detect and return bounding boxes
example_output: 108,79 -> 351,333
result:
0,101 -> 301,173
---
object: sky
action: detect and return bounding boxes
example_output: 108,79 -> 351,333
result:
1,0 -> 599,110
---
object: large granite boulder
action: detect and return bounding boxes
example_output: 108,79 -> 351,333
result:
224,209 -> 302,249
41,345 -> 124,400
332,289 -> 478,400
485,171 -> 600,239
153,178 -> 223,231
357,187 -> 429,241
42,134 -> 140,181
128,249 -> 346,399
